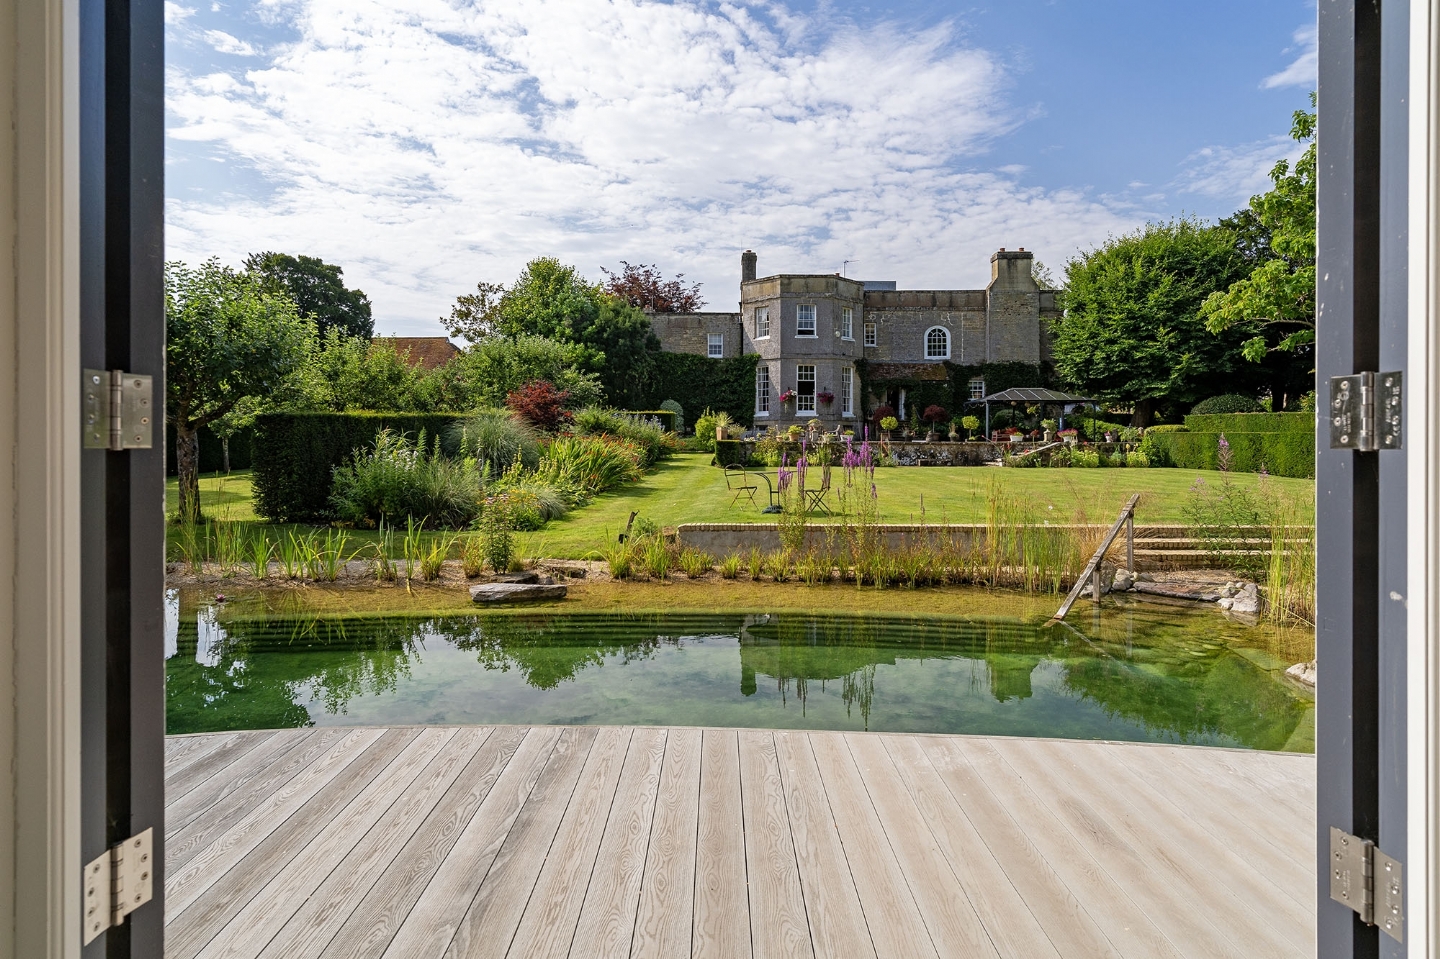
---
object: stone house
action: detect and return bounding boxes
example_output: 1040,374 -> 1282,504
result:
648,248 -> 1060,429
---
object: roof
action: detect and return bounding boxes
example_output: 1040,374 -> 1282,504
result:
866,362 -> 949,383
373,337 -> 460,371
981,387 -> 1094,403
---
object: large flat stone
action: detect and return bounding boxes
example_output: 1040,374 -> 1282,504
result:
469,582 -> 568,603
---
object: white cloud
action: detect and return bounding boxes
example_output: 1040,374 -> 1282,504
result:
1262,22 -> 1317,90
203,29 -> 257,56
1172,134 -> 1301,205
164,2 -> 195,25
166,0 -> 1140,334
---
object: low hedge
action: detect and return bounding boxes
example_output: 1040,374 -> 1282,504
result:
252,412 -> 469,522
624,409 -> 677,432
714,439 -> 748,467
1183,412 -> 1313,434
1145,428 -> 1315,479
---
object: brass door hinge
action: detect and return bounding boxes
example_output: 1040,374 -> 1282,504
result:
83,369 -> 154,451
82,828 -> 154,945
1329,826 -> 1404,942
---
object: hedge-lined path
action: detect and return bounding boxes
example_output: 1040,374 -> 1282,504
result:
166,455 -> 1315,561
163,725 -> 1315,959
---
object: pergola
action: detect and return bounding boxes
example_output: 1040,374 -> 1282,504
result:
979,387 -> 1096,438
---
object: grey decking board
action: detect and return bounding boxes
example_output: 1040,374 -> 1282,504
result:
737,731 -> 814,959
166,728 -> 318,836
380,726 -> 561,958
881,735 -> 1106,959
568,726 -> 668,959
255,727 -> 493,959
630,727 -> 702,959
690,729 -> 750,959
167,728 -> 414,959
317,725 -> 530,959
443,725 -> 600,959
165,727 -> 1317,959
770,731 -> 876,959
502,726 -> 632,959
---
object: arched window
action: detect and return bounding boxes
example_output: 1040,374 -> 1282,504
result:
925,326 -> 949,359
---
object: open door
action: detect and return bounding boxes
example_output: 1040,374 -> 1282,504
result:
77,0 -> 166,953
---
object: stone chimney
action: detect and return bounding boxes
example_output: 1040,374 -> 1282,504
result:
741,249 -> 757,283
988,248 -> 1038,292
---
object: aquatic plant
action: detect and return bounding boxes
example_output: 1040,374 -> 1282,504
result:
420,534 -> 457,582
604,540 -> 634,580
746,548 -> 765,580
461,536 -> 485,578
246,528 -> 272,579
642,536 -> 672,580
679,548 -> 713,578
719,553 -> 742,579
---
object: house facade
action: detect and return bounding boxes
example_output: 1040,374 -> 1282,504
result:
648,248 -> 1060,428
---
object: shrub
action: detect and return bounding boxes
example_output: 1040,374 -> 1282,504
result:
1071,448 -> 1102,468
880,416 -> 899,431
572,406 -> 675,466
538,435 -> 644,495
477,494 -> 516,573
328,429 -> 484,529
252,412 -> 468,521
961,415 -> 980,437
692,408 -> 735,451
451,408 -> 541,476
1126,450 -> 1151,468
1191,393 -> 1263,415
871,404 -> 895,426
658,399 -> 684,433
506,380 -> 571,431
715,439 -> 747,467
922,405 -> 948,426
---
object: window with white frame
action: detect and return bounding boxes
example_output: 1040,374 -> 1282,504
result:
969,377 -> 986,400
707,333 -> 724,358
841,307 -> 853,340
841,366 -> 854,415
797,365 -> 816,413
797,304 -> 816,336
755,307 -> 770,338
756,365 -> 771,414
864,322 -> 877,346
925,326 -> 950,359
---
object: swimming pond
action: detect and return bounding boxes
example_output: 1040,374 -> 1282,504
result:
164,589 -> 1313,751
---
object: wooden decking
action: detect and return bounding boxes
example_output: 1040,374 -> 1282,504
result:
164,726 -> 1316,959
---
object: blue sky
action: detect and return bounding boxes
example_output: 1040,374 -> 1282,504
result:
165,0 -> 1316,336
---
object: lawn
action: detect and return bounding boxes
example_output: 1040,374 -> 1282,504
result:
167,455 -> 1315,561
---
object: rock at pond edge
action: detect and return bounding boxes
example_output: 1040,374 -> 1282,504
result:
470,582 -> 568,603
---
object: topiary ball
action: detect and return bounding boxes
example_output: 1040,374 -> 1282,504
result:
1190,393 -> 1262,415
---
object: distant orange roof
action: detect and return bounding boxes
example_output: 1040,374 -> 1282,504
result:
373,337 -> 460,371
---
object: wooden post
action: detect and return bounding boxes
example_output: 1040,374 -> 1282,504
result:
1126,514 -> 1134,571
1091,566 -> 1102,606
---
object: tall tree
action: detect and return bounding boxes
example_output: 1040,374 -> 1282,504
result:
244,251 -> 374,340
440,280 -> 506,343
167,259 -> 312,521
600,261 -> 704,313
1200,98 -> 1316,361
496,257 -> 660,406
1050,218 -> 1255,426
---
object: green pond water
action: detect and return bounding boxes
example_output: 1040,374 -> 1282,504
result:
164,590 -> 1313,751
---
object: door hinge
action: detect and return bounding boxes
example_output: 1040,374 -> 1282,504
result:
83,369 -> 154,451
81,828 -> 154,945
1328,371 -> 1402,451
1329,826 -> 1404,942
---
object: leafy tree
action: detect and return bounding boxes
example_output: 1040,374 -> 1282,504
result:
440,280 -> 506,343
166,259 -> 312,521
1200,98 -> 1316,361
496,257 -> 660,407
272,330 -> 432,412
505,381 -> 572,432
431,334 -> 602,410
244,251 -> 374,340
1050,218 -> 1254,426
600,261 -> 704,313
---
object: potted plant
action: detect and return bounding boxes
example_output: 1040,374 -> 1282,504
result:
1007,428 -> 1024,444
922,405 -> 947,442
947,418 -> 962,442
817,389 -> 835,407
1041,418 -> 1058,443
1103,429 -> 1117,443
879,415 -> 898,440
777,388 -> 796,413
1058,428 -> 1079,445
961,415 -> 980,440
712,410 -> 734,441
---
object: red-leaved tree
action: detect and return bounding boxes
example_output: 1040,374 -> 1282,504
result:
506,380 -> 571,432
922,405 -> 948,424
600,261 -> 704,313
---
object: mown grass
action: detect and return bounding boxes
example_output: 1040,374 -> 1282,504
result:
166,455 -> 1316,561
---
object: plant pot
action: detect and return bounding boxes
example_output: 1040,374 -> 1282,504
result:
1043,430 -> 1054,443
926,431 -> 940,442
1063,436 -> 1077,445
715,426 -> 726,441
948,431 -> 961,442
881,431 -> 892,441
1104,432 -> 1116,443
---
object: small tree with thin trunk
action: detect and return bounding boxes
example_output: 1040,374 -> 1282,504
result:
167,258 -> 312,523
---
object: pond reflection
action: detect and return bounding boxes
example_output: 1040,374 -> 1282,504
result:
165,591 -> 1314,751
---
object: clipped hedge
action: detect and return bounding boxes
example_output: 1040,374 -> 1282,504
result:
1145,428 -> 1315,478
714,439 -> 747,467
1190,393 -> 1263,415
642,353 -> 758,431
624,409 -> 678,432
165,424 -> 254,476
1183,412 -> 1313,434
252,412 -> 469,522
